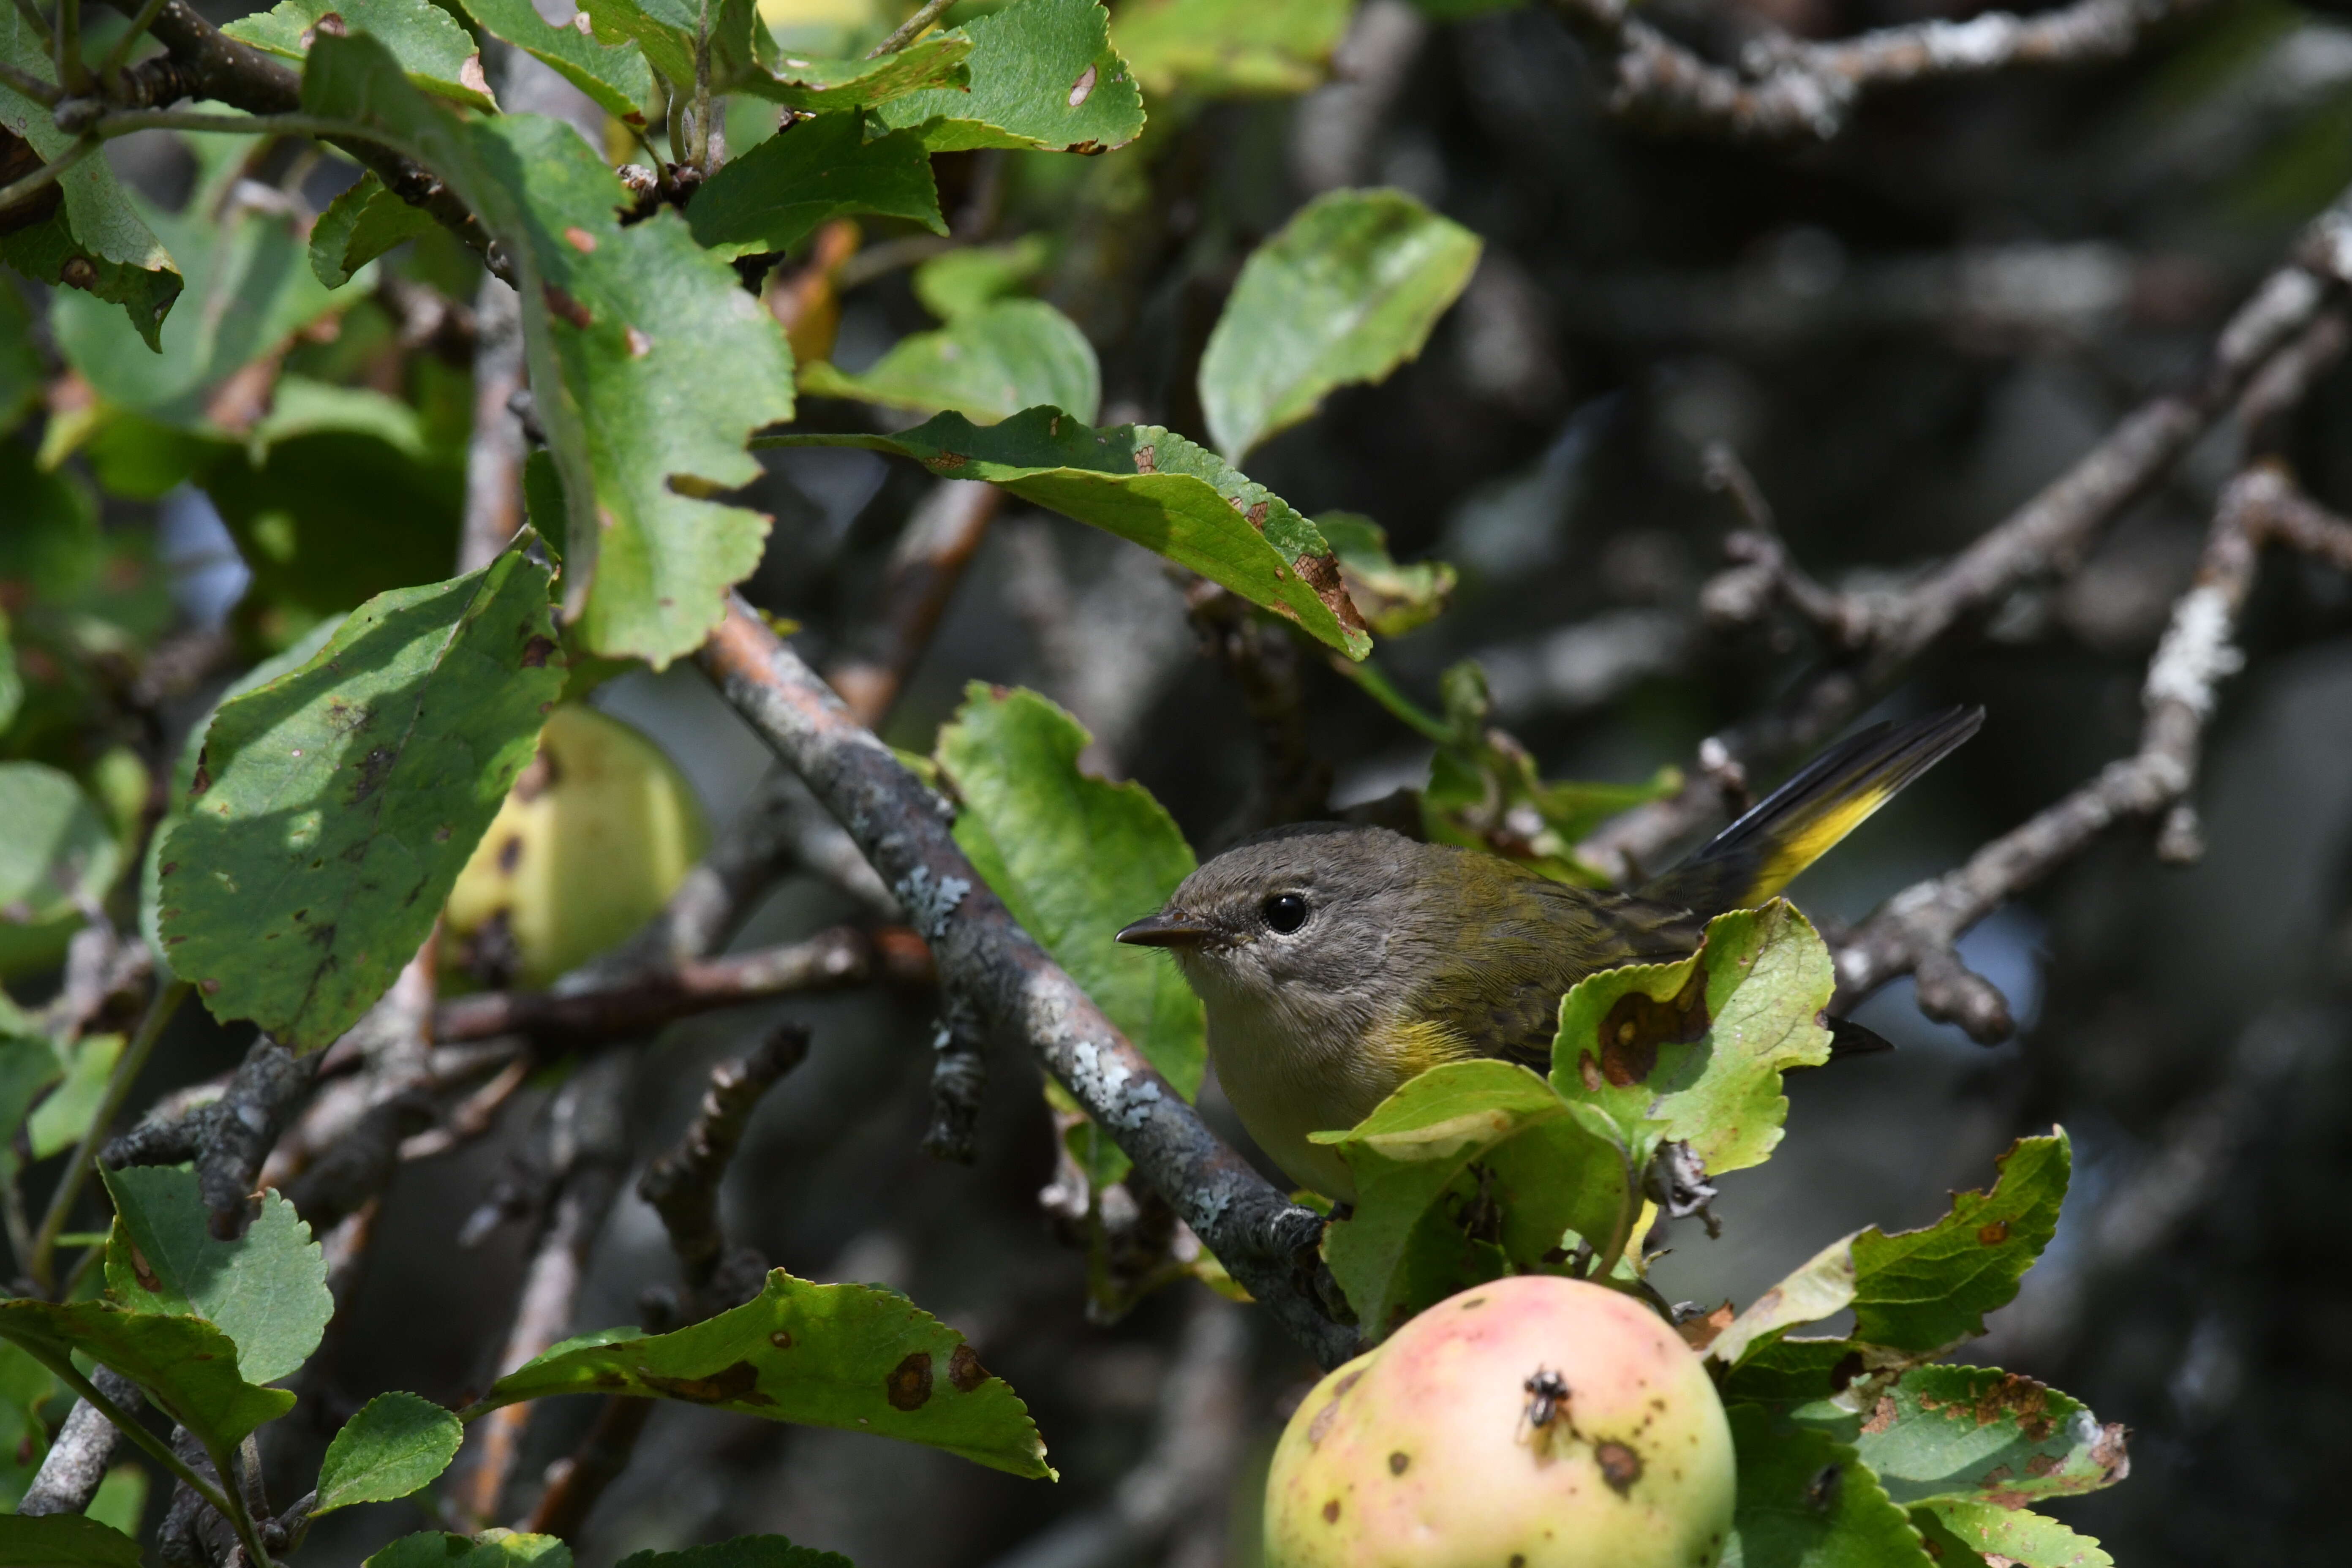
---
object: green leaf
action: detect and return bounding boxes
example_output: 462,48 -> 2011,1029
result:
732,35 -> 974,112
686,112 -> 943,259
912,236 -> 1052,321
0,1513 -> 142,1567
141,616 -> 348,982
0,763 -> 122,978
368,1531 -> 572,1568
0,1298 -> 296,1448
49,125 -> 339,425
762,407 -> 1370,657
935,685 -> 1202,1095
1712,1132 -> 2074,1379
456,0 -> 654,119
1315,513 -> 1455,637
0,1034 -> 62,1176
0,21 -> 181,348
476,1268 -> 1054,1478
580,0 -> 968,109
1791,1367 -> 2130,1508
1721,1404 -> 1934,1568
226,0 -> 497,106
156,544 -> 564,1051
302,35 -> 798,666
1312,1059 -> 1636,1338
310,172 -> 439,290
316,1390 -> 466,1514
616,1537 -> 853,1568
102,1164 -> 333,1384
1915,1500 -> 2115,1568
1549,901 -> 1834,1177
872,0 -> 1144,152
801,300 -> 1100,423
1418,661 -> 1679,881
1199,188 -> 1481,461
1113,0 -> 1353,97
26,1032 -> 119,1160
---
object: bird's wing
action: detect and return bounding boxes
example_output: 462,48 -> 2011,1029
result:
1410,880 -> 1705,1075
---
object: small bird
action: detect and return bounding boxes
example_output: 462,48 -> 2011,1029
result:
1116,706 -> 1982,1200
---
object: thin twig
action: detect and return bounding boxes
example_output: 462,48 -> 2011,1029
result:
0,136 -> 96,220
825,480 -> 1007,728
8,0 -> 51,49
1832,464 -> 2352,1039
430,926 -> 929,1045
55,0 -> 88,95
0,58 -> 62,103
95,0 -> 170,84
638,1024 -> 808,1313
30,979 -> 187,1292
867,0 -> 955,57
697,599 -> 1357,1368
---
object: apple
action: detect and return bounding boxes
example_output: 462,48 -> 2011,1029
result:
443,705 -> 708,988
1266,1275 -> 1735,1568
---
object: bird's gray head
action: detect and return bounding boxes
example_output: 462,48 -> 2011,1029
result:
1115,823 -> 1435,1016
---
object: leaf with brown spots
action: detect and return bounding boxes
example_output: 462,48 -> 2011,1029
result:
0,1297 -> 294,1456
1788,1366 -> 2129,1510
1912,1497 -> 2116,1568
762,406 -> 1370,658
1551,901 -> 1835,1178
156,542 -> 561,1051
474,1268 -> 1051,1478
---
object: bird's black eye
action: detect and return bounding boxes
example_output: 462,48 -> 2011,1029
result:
1261,893 -> 1308,934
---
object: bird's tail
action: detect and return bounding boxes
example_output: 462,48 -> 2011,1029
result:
1640,705 -> 1984,917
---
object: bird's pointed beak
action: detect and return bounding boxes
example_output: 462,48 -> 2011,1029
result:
1116,911 -> 1214,948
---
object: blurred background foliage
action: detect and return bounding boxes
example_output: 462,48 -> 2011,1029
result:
10,0 -> 2352,1560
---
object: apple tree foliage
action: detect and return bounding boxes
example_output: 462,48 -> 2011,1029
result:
0,0 -> 2125,1560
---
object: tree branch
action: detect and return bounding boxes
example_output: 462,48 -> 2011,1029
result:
637,1023 -> 807,1316
1581,181 -> 2352,884
16,1367 -> 139,1516
1832,463 -> 2352,1039
429,925 -> 931,1046
696,599 -> 1357,1367
1546,0 -> 2223,141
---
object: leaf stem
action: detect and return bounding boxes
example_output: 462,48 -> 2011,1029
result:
18,1347 -> 242,1529
28,979 -> 187,1294
1328,654 -> 1451,743
93,0 -> 171,87
54,0 -> 87,95
867,0 -> 954,57
0,134 -> 95,218
0,57 -> 62,104
201,1434 -> 278,1568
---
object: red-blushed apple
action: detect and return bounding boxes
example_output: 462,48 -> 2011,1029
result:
1266,1275 -> 1735,1568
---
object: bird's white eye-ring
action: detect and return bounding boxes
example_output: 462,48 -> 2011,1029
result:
1261,893 -> 1308,934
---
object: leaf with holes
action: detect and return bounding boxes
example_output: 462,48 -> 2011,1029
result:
155,544 -> 562,1051
936,685 -> 1200,1187
1311,1059 -> 1637,1339
1113,0 -> 1353,97
227,0 -> 496,105
1199,188 -> 1480,461
1712,1132 -> 2073,1387
1548,901 -> 1834,1177
0,1513 -> 142,1567
474,1268 -> 1052,1478
1722,1404 -> 1933,1568
1913,1500 -> 2114,1568
457,0 -> 654,119
309,172 -> 438,290
762,407 -> 1369,657
686,112 -> 942,259
316,1391 -> 466,1514
801,300 -> 1100,423
1788,1366 -> 2129,1508
368,1532 -> 571,1568
0,20 -> 181,346
0,1298 -> 295,1450
302,32 -> 797,667
872,0 -> 1144,152
103,1164 -> 332,1385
